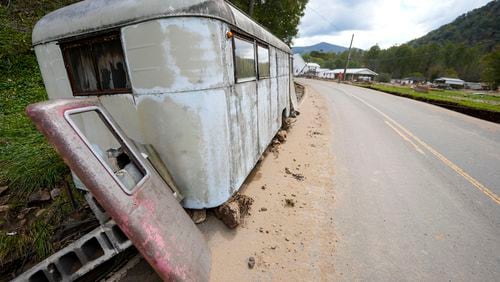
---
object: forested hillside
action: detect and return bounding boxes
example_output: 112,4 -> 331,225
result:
409,0 -> 500,52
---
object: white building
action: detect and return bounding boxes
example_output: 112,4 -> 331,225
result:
316,68 -> 330,78
304,63 -> 320,75
293,53 -> 306,76
326,68 -> 378,81
434,77 -> 465,89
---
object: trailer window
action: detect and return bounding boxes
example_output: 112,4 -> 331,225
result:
257,45 -> 270,78
61,32 -> 131,96
68,109 -> 146,193
234,36 -> 256,82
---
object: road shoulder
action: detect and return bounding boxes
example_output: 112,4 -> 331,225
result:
200,85 -> 337,281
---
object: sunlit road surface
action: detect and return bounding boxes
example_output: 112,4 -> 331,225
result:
298,79 -> 500,281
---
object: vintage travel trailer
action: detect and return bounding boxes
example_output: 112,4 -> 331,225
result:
32,0 -> 297,209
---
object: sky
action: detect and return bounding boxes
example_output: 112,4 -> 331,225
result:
293,0 -> 492,50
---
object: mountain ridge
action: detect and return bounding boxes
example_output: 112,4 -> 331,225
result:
292,42 -> 348,54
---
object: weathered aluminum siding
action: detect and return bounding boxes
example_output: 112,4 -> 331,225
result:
257,77 -> 272,154
121,18 -> 232,208
135,89 -> 231,208
122,18 -> 228,94
229,81 -> 259,191
269,47 -> 280,134
276,50 -> 290,118
34,42 -> 73,99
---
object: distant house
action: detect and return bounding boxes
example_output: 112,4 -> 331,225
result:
401,76 -> 425,85
433,77 -> 465,89
322,70 -> 336,79
328,68 -> 378,81
303,62 -> 320,76
316,68 -> 330,78
464,82 -> 482,90
293,53 -> 306,76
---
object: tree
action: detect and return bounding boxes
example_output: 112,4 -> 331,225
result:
481,46 -> 500,89
228,0 -> 308,45
376,73 -> 392,83
364,45 -> 381,71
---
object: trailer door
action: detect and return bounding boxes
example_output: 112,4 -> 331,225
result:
27,98 -> 210,281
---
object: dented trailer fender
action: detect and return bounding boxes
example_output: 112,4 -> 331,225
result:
26,98 -> 211,281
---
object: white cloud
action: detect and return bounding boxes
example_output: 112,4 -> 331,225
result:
294,0 -> 491,49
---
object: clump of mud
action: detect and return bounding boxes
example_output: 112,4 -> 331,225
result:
284,167 -> 305,181
214,194 -> 254,229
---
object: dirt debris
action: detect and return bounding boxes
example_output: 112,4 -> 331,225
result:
190,209 -> 207,224
281,117 -> 295,131
215,201 -> 240,228
284,167 -> 305,181
276,130 -> 287,142
248,257 -> 256,269
214,194 -> 254,229
284,199 -> 296,207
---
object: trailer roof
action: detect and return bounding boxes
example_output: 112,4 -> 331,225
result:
32,0 -> 290,53
331,68 -> 379,76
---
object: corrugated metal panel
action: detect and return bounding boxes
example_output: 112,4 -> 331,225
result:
257,78 -> 272,154
228,82 -> 259,192
269,47 -> 280,134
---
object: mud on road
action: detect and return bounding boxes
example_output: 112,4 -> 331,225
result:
200,86 -> 337,281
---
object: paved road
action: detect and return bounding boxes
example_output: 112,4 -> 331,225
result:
298,79 -> 500,281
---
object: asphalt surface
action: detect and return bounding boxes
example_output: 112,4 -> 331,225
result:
298,79 -> 500,281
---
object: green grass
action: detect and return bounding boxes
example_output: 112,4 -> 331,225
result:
0,2 -> 84,267
0,57 -> 70,198
366,84 -> 500,113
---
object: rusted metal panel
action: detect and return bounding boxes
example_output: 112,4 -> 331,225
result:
26,98 -> 211,281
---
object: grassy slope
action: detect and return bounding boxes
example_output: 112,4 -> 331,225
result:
0,1 -> 82,267
367,84 -> 500,113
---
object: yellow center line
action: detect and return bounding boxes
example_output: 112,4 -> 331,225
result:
348,91 -> 500,205
384,120 -> 425,155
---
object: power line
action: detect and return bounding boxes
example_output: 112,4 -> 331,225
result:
306,5 -> 341,32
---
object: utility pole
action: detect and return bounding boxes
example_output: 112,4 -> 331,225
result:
342,33 -> 354,82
